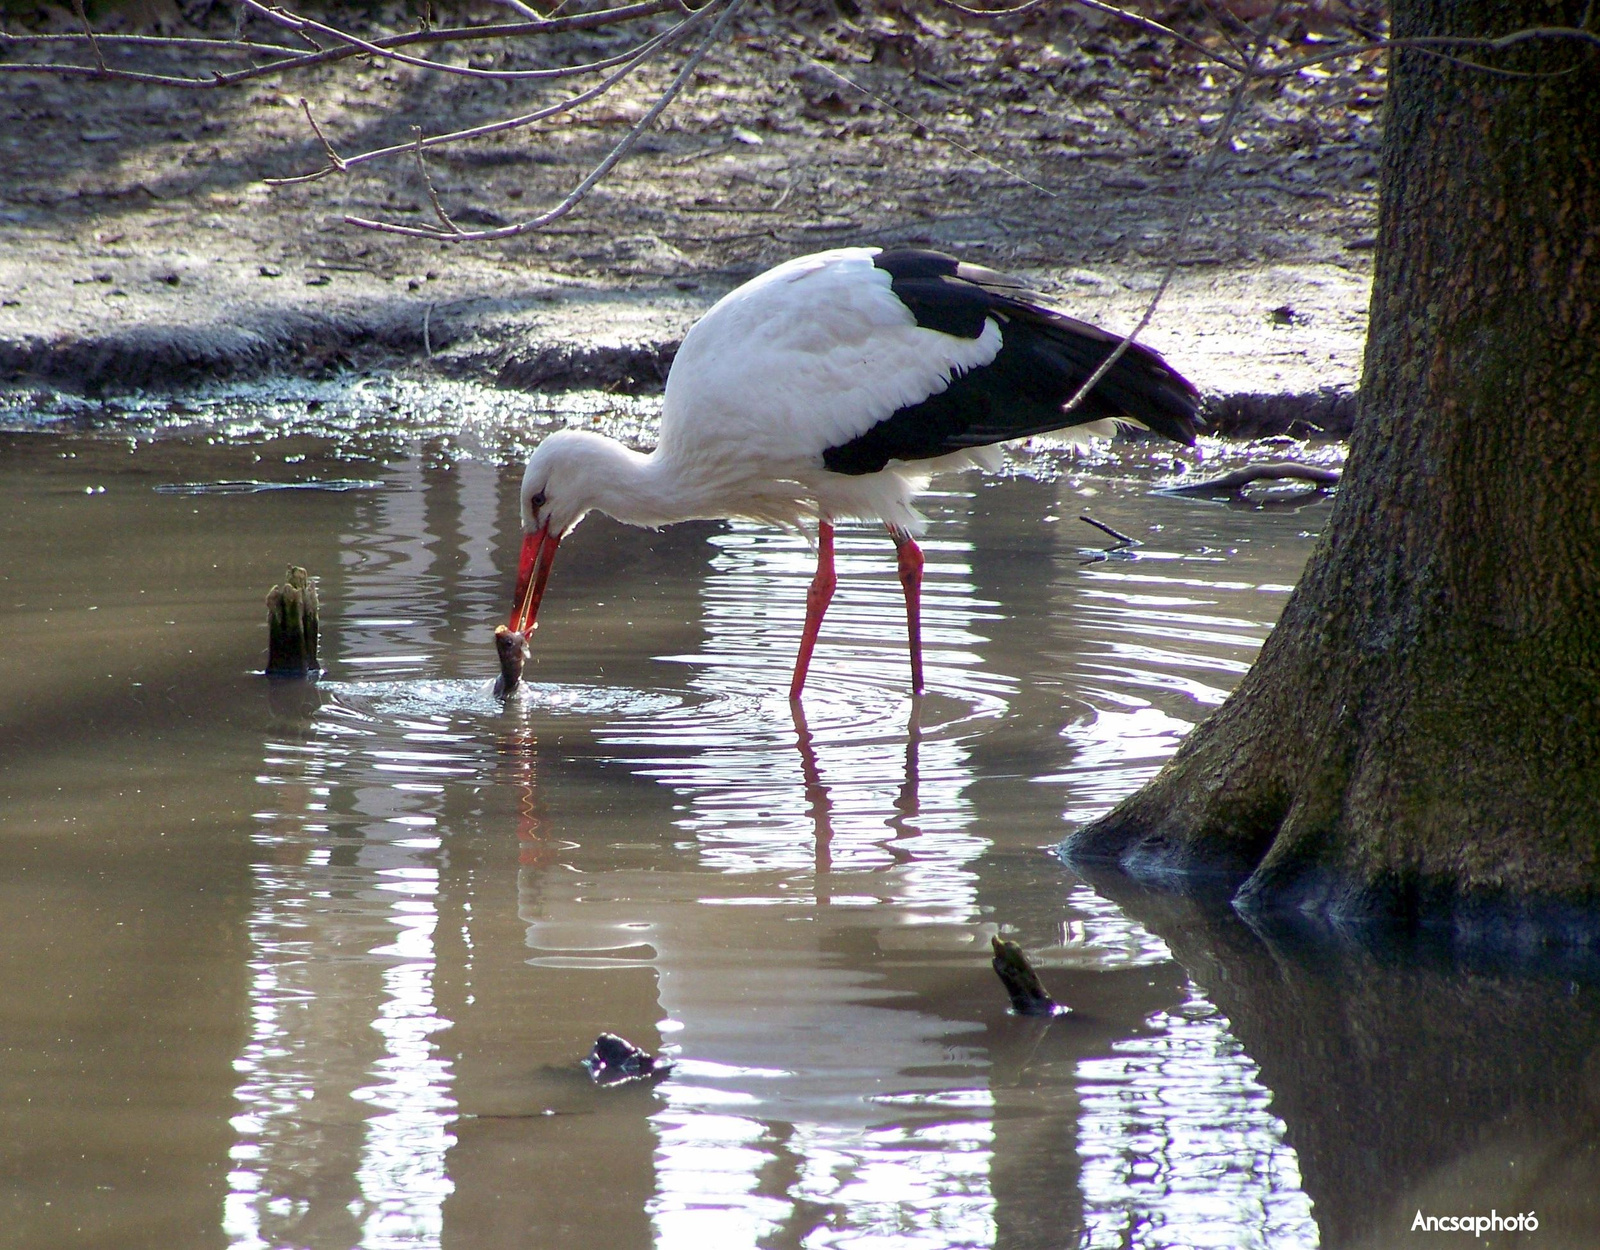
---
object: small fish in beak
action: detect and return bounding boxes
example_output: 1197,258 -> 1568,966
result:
493,624 -> 528,698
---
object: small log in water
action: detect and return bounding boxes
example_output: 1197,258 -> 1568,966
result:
266,566 -> 320,678
991,935 -> 1067,1017
1161,461 -> 1341,498
493,624 -> 527,698
582,1032 -> 672,1085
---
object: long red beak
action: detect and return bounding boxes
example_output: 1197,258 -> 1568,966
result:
509,522 -> 561,634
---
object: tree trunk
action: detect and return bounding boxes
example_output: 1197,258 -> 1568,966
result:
1066,0 -> 1600,937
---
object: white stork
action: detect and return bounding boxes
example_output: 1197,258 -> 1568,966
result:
507,246 -> 1200,698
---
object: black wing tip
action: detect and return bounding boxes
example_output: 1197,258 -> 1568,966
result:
871,247 -> 960,280
1137,361 -> 1204,445
867,245 -> 1205,447
872,246 -> 1038,295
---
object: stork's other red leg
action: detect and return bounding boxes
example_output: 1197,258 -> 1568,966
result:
790,520 -> 837,700
891,526 -> 926,695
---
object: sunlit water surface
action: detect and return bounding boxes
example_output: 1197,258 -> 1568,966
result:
4,380 -> 1597,1250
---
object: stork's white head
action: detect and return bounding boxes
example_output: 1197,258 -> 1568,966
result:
508,427 -> 658,637
519,427 -> 610,539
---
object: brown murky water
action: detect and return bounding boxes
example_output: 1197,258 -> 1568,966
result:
3,382 -> 1598,1250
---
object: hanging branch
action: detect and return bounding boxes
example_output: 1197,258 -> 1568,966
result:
0,0 -> 690,89
237,0 -> 690,84
1053,0 -> 1292,427
68,0 -> 108,70
411,127 -> 462,235
265,2 -> 711,186
931,0 -> 1048,16
344,0 -> 748,241
297,97 -> 347,173
1258,26 -> 1600,77
1065,0 -> 1248,72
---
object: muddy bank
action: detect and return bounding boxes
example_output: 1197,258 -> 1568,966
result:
0,255 -> 1367,437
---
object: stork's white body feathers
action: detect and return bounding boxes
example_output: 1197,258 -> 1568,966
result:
657,248 -> 1005,532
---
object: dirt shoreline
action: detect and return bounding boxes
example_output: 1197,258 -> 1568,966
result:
0,252 -> 1368,435
0,3 -> 1380,435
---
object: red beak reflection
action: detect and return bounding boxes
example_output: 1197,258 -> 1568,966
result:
509,522 -> 561,635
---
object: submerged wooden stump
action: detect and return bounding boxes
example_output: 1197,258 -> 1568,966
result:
990,936 -> 1068,1017
582,1032 -> 673,1086
266,566 -> 320,679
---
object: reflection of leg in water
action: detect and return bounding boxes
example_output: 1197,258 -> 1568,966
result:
889,525 -> 926,695
790,700 -> 834,879
758,1121 -> 846,1247
886,704 -> 923,858
789,520 -> 837,700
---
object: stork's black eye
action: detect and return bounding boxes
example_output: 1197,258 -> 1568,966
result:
529,490 -> 546,511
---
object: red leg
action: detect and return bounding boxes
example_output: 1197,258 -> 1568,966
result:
790,520 -> 837,700
891,526 -> 926,695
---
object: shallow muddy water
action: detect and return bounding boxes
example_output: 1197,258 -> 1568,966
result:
2,383 -> 1598,1250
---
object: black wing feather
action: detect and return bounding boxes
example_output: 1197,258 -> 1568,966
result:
821,248 -> 1201,476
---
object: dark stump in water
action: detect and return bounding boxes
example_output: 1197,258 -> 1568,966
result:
582,1032 -> 672,1085
266,566 -> 320,679
991,935 -> 1068,1017
493,625 -> 528,698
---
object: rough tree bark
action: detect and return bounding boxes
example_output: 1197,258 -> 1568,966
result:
1066,0 -> 1600,939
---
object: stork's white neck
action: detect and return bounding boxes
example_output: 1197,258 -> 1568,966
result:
599,444 -> 699,529
525,426 -> 813,536
526,430 -> 681,530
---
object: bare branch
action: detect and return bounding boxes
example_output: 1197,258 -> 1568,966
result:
490,0 -> 544,19
1066,0 -> 1246,73
910,1 -> 1597,83
1260,26 -> 1600,76
1057,0 -> 1291,424
68,0 -> 107,71
1078,515 -> 1138,546
1192,0 -> 1252,65
931,0 -> 1248,74
268,1 -> 709,185
0,31 -> 302,54
0,0 -> 689,89
412,128 -> 462,234
6,0 -> 1588,105
373,0 -> 691,42
238,0 -> 689,83
0,60 -> 238,87
1162,462 -> 1341,496
299,97 -> 346,173
929,0 -> 1048,16
346,0 -> 748,241
0,28 -> 679,86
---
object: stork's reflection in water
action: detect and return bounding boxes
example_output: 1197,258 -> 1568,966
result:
790,701 -> 925,881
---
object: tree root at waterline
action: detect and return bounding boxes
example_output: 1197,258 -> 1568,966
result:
1062,555 -> 1600,943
